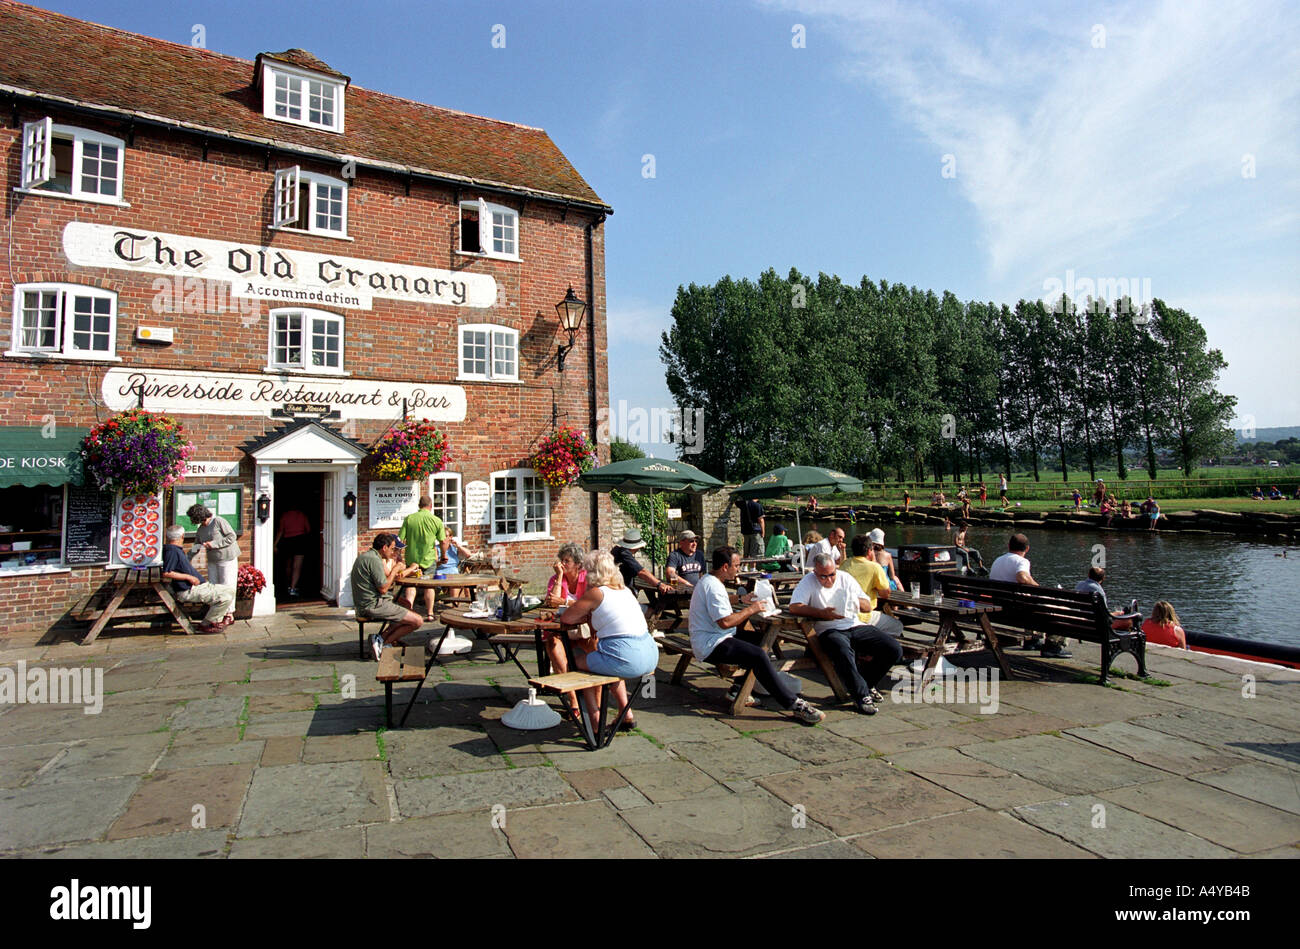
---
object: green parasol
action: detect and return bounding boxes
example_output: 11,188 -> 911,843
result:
731,465 -> 865,560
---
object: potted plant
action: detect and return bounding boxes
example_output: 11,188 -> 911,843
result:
530,426 -> 596,488
80,409 -> 195,496
234,564 -> 266,619
366,419 -> 451,481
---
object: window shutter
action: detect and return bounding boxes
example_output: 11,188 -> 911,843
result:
477,198 -> 490,256
273,166 -> 300,226
21,118 -> 53,189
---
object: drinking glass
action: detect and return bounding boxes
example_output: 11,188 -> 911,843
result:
933,590 -> 944,605
910,581 -> 921,598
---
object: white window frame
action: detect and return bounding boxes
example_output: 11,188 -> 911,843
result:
457,324 -> 519,383
266,307 -> 346,374
271,166 -> 350,239
262,62 -> 345,133
490,468 -> 550,543
7,284 -> 119,361
457,199 -> 520,261
17,120 -> 127,206
427,472 -> 462,539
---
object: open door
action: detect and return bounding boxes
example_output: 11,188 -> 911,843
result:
320,470 -> 338,602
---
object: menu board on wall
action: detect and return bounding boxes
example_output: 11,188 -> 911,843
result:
62,485 -> 115,566
369,481 -> 421,529
173,485 -> 242,534
464,480 -> 491,528
114,492 -> 164,567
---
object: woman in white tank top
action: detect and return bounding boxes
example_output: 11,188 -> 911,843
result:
557,550 -> 659,730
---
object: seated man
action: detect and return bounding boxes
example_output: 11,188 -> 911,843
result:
1074,566 -> 1139,631
789,553 -> 903,715
989,533 -> 1070,659
161,525 -> 236,633
351,532 -> 422,660
688,546 -> 824,724
840,534 -> 905,638
1251,486 -> 1264,501
612,529 -> 672,595
807,526 -> 845,566
665,530 -> 708,587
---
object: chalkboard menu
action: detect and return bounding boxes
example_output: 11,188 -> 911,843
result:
63,484 -> 115,565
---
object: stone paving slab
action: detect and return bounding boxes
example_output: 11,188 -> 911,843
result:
753,724 -> 872,766
1013,796 -> 1234,858
616,760 -> 730,804
888,747 -> 1063,810
302,733 -> 381,764
757,840 -> 873,859
1190,763 -> 1300,817
106,683 -> 217,705
249,663 -> 332,682
31,733 -> 170,783
1151,682 -> 1300,732
154,738 -> 264,771
853,809 -> 1096,858
960,734 -> 1171,794
990,681 -> 1180,726
260,736 -> 303,767
365,813 -> 512,858
26,828 -> 230,859
109,762 -> 254,840
1099,777 -> 1300,854
157,663 -> 249,688
672,737 -> 803,784
536,734 -> 670,772
626,706 -> 740,745
248,693 -> 318,715
216,677 -> 326,697
619,788 -> 834,857
954,711 -> 1078,742
759,758 -> 975,837
393,765 -> 578,818
565,767 -> 627,800
101,666 -> 166,691
230,826 -> 366,858
503,800 -> 656,858
238,761 -> 388,837
823,711 -> 923,740
386,726 -> 507,777
0,741 -> 66,787
169,696 -> 247,730
1134,706 -> 1300,769
1065,721 -> 1251,775
0,776 -> 140,849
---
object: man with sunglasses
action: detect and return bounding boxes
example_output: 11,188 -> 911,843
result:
788,553 -> 903,715
665,530 -> 707,587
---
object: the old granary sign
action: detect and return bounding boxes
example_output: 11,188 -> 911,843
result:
102,368 -> 467,422
63,222 -> 496,309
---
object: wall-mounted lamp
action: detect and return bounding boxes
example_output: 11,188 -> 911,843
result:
256,493 -> 271,524
554,286 -> 587,372
343,490 -> 357,520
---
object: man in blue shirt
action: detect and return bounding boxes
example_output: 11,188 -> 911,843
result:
162,524 -> 236,632
665,530 -> 708,587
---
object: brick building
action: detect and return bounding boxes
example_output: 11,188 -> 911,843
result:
0,3 -> 612,631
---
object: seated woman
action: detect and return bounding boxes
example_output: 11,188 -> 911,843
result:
1141,600 -> 1187,649
543,543 -> 588,676
1099,497 -> 1114,527
554,550 -> 659,729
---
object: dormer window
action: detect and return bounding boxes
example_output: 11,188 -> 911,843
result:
261,61 -> 344,133
272,167 -> 348,237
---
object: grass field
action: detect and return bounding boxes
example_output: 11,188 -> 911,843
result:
768,496 -> 1299,515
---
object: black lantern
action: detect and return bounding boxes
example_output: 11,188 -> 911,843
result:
256,493 -> 271,524
554,286 -> 587,372
343,490 -> 357,520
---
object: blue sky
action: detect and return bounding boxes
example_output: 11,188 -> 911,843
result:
39,0 -> 1300,448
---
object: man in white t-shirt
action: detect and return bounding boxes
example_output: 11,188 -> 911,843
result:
788,553 -> 903,715
688,546 -> 824,724
806,526 -> 845,568
988,533 -> 1070,659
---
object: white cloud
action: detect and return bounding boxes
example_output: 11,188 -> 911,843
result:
762,0 -> 1300,283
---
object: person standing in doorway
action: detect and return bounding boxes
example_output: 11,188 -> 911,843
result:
274,506 -> 312,598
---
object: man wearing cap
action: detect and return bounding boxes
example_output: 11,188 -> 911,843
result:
666,530 -> 708,587
351,533 -> 422,660
612,529 -> 672,594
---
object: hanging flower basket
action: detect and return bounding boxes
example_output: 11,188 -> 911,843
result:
367,419 -> 451,481
80,409 -> 194,497
530,426 -> 596,489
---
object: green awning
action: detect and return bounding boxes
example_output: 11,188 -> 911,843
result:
0,426 -> 89,488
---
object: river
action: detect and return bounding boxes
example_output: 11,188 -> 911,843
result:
786,519 -> 1300,648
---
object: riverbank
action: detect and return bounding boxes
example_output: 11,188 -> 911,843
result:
768,502 -> 1300,541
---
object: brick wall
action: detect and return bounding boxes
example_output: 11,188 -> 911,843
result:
0,104 -> 609,631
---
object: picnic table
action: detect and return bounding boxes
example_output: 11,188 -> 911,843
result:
76,566 -> 199,644
634,575 -> 695,634
883,589 -> 1011,685
437,608 -> 562,677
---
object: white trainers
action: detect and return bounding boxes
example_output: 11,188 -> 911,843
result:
371,633 -> 384,661
790,698 -> 825,725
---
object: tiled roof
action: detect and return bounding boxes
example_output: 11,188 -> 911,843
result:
258,49 -> 349,82
0,2 -> 608,210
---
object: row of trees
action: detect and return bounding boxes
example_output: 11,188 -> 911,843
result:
658,269 -> 1237,483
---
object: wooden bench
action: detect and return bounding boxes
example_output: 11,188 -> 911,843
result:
375,642 -> 433,728
528,670 -> 634,750
938,575 -> 1146,685
661,623 -> 779,715
75,567 -> 201,644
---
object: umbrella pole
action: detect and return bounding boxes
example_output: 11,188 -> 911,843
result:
650,488 -> 657,574
795,500 -> 802,570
